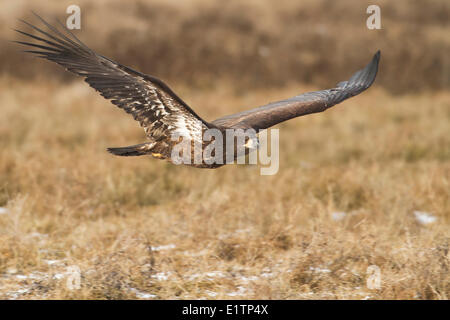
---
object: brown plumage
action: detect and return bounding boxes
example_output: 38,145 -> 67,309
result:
15,13 -> 380,168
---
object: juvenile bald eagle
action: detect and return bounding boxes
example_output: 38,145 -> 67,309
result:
15,13 -> 380,168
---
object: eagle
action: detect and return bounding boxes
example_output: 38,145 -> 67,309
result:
15,13 -> 380,168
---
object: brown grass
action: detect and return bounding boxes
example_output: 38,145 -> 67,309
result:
0,75 -> 449,299
0,0 -> 449,300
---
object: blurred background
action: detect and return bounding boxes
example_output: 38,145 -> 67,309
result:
1,0 -> 449,93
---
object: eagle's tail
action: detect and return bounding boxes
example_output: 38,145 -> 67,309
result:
107,143 -> 153,157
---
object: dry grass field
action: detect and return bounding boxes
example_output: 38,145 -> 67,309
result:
0,0 -> 449,300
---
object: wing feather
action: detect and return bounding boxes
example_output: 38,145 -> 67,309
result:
212,51 -> 380,130
15,13 -> 209,155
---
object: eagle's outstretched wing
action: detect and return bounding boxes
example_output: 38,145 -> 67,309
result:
212,51 -> 380,130
15,13 -> 210,158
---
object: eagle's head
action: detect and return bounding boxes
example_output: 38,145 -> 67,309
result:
244,135 -> 259,150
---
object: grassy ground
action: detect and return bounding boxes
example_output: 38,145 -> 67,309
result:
0,76 -> 449,299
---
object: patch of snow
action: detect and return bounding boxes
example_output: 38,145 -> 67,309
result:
414,211 -> 437,225
14,272 -> 48,281
28,232 -> 48,239
7,268 -> 18,274
151,272 -> 172,281
183,249 -> 209,257
331,211 -> 347,221
226,286 -> 247,297
205,271 -> 226,278
129,287 -> 157,299
151,244 -> 176,251
188,271 -> 226,281
260,272 -> 275,278
234,228 -> 252,235
309,267 -> 331,273
205,290 -> 218,297
238,275 -> 259,282
29,272 -> 47,280
6,288 -> 29,299
53,273 -> 65,280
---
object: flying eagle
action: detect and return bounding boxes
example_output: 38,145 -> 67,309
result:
15,13 -> 380,168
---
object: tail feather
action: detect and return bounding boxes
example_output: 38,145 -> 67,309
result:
107,143 -> 152,157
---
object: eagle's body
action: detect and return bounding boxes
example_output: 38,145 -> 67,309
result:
15,14 -> 380,168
